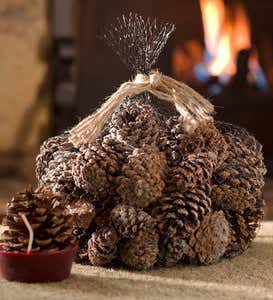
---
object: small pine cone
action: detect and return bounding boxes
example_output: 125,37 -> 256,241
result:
72,136 -> 131,197
88,226 -> 118,266
152,184 -> 211,239
167,151 -> 217,192
187,211 -> 230,265
119,231 -> 159,270
224,197 -> 265,258
1,189 -> 76,252
108,98 -> 162,147
116,145 -> 166,207
158,235 -> 190,267
111,204 -> 156,239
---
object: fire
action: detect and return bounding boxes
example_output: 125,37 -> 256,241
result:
198,0 -> 266,89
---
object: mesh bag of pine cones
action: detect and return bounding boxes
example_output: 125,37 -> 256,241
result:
35,14 -> 267,270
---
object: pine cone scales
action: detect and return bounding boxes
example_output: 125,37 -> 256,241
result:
187,211 -> 230,265
88,227 -> 118,266
1,190 -> 76,251
152,184 -> 211,239
111,204 -> 156,238
116,145 -> 166,207
73,137 -> 130,197
108,99 -> 162,147
119,231 -> 159,270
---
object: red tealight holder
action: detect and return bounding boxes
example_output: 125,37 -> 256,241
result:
0,245 -> 77,282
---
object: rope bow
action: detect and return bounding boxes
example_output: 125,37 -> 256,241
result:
69,71 -> 214,147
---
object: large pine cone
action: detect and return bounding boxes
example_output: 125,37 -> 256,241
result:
36,133 -> 78,189
151,184 -> 211,239
116,145 -> 166,207
187,211 -> 230,265
212,122 -> 266,257
119,231 -> 159,270
108,98 -> 163,147
72,136 -> 131,197
111,204 -> 156,239
88,226 -> 118,266
1,189 -> 76,251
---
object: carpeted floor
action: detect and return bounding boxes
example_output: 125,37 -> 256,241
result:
0,222 -> 273,300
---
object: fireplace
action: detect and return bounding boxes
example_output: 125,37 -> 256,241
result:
51,0 -> 273,172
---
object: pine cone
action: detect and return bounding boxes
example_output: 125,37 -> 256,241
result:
119,231 -> 159,270
108,98 -> 162,147
116,145 -> 166,207
158,235 -> 190,267
152,184 -> 211,239
36,133 -> 78,186
72,136 -> 130,197
167,151 -> 217,192
111,204 -> 156,239
160,117 -> 227,170
64,198 -> 96,229
211,122 -> 266,257
187,211 -> 230,265
73,227 -> 93,265
88,226 -> 118,266
224,197 -> 265,258
1,189 -> 76,252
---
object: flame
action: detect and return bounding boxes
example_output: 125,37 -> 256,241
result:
199,0 -> 225,56
199,0 -> 264,83
232,2 -> 251,52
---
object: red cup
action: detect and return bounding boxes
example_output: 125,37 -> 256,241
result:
0,245 -> 77,282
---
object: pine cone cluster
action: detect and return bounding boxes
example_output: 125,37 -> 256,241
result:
34,101 -> 266,270
0,189 -> 76,252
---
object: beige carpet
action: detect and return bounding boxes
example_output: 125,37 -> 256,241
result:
0,222 -> 273,300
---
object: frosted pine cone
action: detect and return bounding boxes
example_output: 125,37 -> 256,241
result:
152,184 -> 211,239
187,211 -> 230,265
88,226 -> 118,266
72,136 -> 131,197
119,231 -> 159,270
108,98 -> 163,147
1,189 -> 76,251
111,204 -> 156,239
116,145 -> 166,207
36,133 -> 78,186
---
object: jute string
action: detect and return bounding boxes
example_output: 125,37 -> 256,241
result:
69,70 -> 214,147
